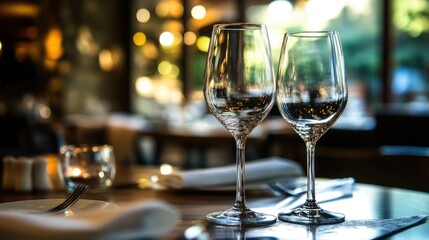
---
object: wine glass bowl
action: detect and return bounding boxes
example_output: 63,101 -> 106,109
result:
203,23 -> 276,226
276,31 -> 348,225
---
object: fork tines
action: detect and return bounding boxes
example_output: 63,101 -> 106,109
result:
46,184 -> 89,213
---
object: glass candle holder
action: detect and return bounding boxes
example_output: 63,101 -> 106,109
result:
59,145 -> 116,192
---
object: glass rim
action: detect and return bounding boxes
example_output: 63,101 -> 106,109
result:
60,144 -> 113,152
214,23 -> 266,30
286,31 -> 338,38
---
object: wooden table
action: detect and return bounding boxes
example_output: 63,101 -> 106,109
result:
1,167 -> 428,239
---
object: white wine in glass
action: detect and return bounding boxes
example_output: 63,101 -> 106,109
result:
276,31 -> 348,225
203,23 -> 276,226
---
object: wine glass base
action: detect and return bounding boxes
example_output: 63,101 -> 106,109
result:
278,205 -> 345,225
207,208 -> 277,226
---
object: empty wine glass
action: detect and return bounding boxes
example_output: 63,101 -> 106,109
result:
276,31 -> 348,225
203,23 -> 276,226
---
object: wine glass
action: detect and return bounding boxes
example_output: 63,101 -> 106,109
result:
276,31 -> 348,225
203,23 -> 276,226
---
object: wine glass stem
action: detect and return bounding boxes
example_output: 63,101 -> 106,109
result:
233,138 -> 248,212
305,141 -> 317,207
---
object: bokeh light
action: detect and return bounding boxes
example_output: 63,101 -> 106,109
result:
45,28 -> 63,60
172,31 -> 183,45
160,164 -> 173,175
136,8 -> 150,23
135,76 -> 154,97
133,32 -> 147,46
99,49 -> 114,71
158,61 -> 180,77
184,31 -> 197,45
159,31 -> 174,46
39,105 -> 51,119
142,42 -> 159,59
155,0 -> 183,18
158,61 -> 173,75
191,5 -> 206,20
196,36 -> 210,52
305,0 -> 346,28
267,0 -> 292,22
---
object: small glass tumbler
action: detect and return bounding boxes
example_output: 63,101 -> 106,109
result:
59,145 -> 116,192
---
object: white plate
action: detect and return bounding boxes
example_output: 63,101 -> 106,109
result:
0,199 -> 118,216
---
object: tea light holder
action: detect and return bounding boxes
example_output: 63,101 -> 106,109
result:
59,145 -> 116,192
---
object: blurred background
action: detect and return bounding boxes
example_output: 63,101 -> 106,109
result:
1,0 -> 429,191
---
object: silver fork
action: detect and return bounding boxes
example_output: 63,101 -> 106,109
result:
39,184 -> 89,214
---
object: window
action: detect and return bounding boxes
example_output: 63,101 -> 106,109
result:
246,0 -> 381,119
130,0 -> 429,120
392,0 -> 429,110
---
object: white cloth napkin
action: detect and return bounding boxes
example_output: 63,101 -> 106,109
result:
158,157 -> 304,189
0,201 -> 178,240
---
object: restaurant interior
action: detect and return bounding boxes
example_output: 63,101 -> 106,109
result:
1,0 -> 429,194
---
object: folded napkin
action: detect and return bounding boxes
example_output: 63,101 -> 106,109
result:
158,157 -> 304,189
0,201 -> 178,240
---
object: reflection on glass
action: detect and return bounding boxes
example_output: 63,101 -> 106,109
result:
276,31 -> 348,225
203,23 -> 276,226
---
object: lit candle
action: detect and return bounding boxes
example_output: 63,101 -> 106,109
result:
69,167 -> 82,177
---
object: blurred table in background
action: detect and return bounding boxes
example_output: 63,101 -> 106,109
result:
135,115 -> 269,168
62,113 -> 429,192
65,113 -> 270,169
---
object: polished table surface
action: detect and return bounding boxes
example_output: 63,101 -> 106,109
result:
1,167 -> 429,240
